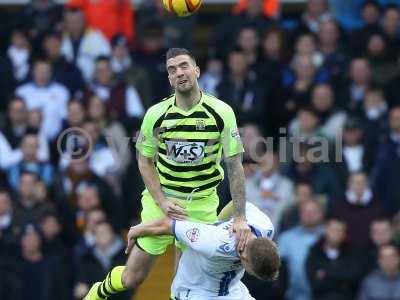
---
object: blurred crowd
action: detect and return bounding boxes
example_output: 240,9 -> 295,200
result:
1,0 -> 400,300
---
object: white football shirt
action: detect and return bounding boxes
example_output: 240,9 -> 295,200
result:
171,203 -> 274,300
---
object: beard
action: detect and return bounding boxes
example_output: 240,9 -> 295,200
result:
174,80 -> 194,93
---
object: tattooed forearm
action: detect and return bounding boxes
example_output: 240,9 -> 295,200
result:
225,154 -> 246,218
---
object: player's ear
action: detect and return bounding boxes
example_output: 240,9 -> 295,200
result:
195,65 -> 200,79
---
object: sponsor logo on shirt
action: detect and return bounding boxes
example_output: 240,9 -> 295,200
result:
186,228 -> 200,243
165,140 -> 205,163
196,119 -> 206,130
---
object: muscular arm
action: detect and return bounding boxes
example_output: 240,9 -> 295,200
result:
138,153 -> 187,219
138,153 -> 167,205
125,217 -> 172,254
225,153 -> 246,218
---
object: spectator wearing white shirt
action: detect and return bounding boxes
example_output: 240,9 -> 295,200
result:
84,56 -> 144,130
61,8 -> 111,83
1,98 -> 49,167
16,59 -> 69,140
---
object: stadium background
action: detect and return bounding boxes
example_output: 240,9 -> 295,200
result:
1,0 -> 400,299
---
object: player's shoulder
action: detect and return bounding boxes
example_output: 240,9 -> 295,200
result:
143,94 -> 175,121
202,92 -> 235,116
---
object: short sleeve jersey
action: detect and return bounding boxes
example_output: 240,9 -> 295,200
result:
136,92 -> 244,198
171,203 -> 275,299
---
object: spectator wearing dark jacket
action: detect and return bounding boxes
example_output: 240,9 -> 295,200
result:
306,217 -> 361,300
42,31 -> 85,95
16,223 -> 70,300
217,49 -> 267,127
74,221 -> 132,300
333,118 -> 375,190
330,172 -> 384,251
371,106 -> 400,216
358,244 -> 400,300
362,218 -> 394,277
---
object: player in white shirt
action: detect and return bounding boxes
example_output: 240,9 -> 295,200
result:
125,203 -> 280,300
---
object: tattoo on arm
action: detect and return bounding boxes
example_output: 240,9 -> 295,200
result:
225,154 -> 246,218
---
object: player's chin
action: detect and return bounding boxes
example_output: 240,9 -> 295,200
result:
175,83 -> 193,93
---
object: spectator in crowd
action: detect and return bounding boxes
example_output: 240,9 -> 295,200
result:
312,84 -> 347,140
278,200 -> 325,300
299,0 -> 331,34
294,34 -> 323,68
61,8 -> 111,83
217,49 -> 266,127
6,29 -> 31,84
339,58 -> 372,116
351,0 -> 382,57
295,83 -> 346,141
357,244 -> 400,300
61,99 -> 86,132
131,20 -> 170,103
213,0 -> 272,57
13,171 -> 53,226
74,221 -> 131,300
381,5 -> 400,59
236,26 -> 260,71
110,34 -> 152,110
284,142 -> 342,200
364,32 -> 398,85
306,217 -> 361,300
330,172 -> 383,250
7,134 -> 54,191
73,208 -> 106,259
258,26 -> 287,86
75,183 -> 121,233
279,181 -> 316,233
16,59 -> 69,139
372,106 -> 400,216
334,118 -> 375,190
85,56 -> 144,129
280,54 -> 330,126
362,217 -> 394,275
246,150 -> 295,228
1,97 -> 49,164
199,57 -> 223,96
17,223 -> 70,300
87,96 -> 131,176
362,87 -> 389,148
54,158 -> 116,216
318,19 -> 348,81
41,31 -> 85,94
67,0 -> 135,43
19,0 -> 63,49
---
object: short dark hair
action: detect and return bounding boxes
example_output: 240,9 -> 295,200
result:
166,48 -> 196,64
248,238 -> 281,281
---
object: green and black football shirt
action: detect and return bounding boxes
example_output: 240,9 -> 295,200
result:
136,92 -> 244,199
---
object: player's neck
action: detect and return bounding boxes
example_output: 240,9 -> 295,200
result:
175,87 -> 201,111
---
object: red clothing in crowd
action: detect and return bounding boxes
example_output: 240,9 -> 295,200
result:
67,0 -> 135,43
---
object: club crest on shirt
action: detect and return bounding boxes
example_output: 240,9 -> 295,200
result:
186,228 -> 200,243
218,242 -> 235,254
196,119 -> 206,130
